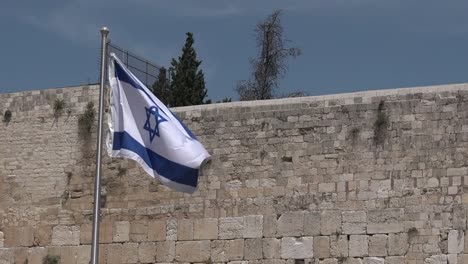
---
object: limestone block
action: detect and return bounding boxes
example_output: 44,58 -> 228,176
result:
386,256 -> 406,264
130,221 -> 148,242
330,235 -> 348,257
27,247 -> 47,264
4,226 -> 34,247
368,235 -> 387,257
34,225 -> 52,246
156,241 -> 175,263
342,211 -> 367,223
277,212 -> 304,236
244,215 -> 263,238
367,223 -> 403,234
194,218 -> 218,240
458,254 -> 468,264
448,254 -> 457,264
388,233 -> 408,256
147,220 -> 166,241
349,235 -> 368,257
448,230 -> 464,254
211,240 -> 229,262
363,257 -> 384,264
424,254 -> 447,264
51,225 -> 80,246
219,217 -> 244,239
177,219 -> 193,241
280,237 -> 313,259
11,247 -> 28,264
113,221 -> 130,242
304,211 -> 321,236
342,223 -> 366,235
263,238 -> 280,259
314,236 -> 330,259
453,206 -> 467,230
175,241 -> 211,262
228,239 -> 245,260
263,214 -> 278,237
107,243 -> 139,264
319,259 -> 338,264
321,211 -> 341,235
244,238 -> 263,260
343,259 -> 365,264
76,245 -> 91,264
138,242 -> 156,263
166,218 -> 177,241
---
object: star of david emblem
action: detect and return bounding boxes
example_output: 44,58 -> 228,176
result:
143,106 -> 167,143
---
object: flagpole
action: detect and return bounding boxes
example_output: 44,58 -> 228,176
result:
90,26 -> 109,264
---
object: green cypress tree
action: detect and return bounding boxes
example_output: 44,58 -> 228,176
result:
151,67 -> 171,106
169,32 -> 207,107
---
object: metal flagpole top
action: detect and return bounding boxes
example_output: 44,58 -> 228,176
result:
101,27 -> 109,35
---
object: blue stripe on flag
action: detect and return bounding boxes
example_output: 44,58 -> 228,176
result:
112,131 -> 199,187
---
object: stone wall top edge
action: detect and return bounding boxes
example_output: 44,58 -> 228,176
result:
172,83 -> 468,113
0,84 -> 100,97
2,82 -> 466,111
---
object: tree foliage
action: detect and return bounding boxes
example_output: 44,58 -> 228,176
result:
168,32 -> 207,107
236,10 -> 301,101
151,67 -> 171,105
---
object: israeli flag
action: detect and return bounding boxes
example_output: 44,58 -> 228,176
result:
107,53 -> 210,194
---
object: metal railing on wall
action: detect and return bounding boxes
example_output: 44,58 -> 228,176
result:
106,41 -> 169,89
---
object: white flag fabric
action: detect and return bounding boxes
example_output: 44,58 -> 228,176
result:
107,53 -> 210,194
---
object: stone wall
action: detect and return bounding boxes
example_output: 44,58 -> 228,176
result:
0,83 -> 468,263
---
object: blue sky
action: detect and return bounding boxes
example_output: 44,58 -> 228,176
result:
1,1 -> 468,101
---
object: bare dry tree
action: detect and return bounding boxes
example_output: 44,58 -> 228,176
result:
236,10 -> 301,101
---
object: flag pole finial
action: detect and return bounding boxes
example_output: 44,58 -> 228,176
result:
101,26 -> 109,35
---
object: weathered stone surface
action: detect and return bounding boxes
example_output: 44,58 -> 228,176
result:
386,256 -> 406,264
138,242 -> 156,263
263,214 -> 278,238
211,240 -> 229,262
321,211 -> 341,235
228,239 -> 245,260
177,219 -> 193,241
244,238 -> 263,260
314,236 -> 330,258
51,225 -> 80,246
4,226 -> 34,247
280,237 -> 313,259
369,234 -> 387,257
113,221 -> 130,242
349,235 -> 368,257
388,233 -> 408,256
27,247 -> 47,264
147,220 -> 166,241
304,211 -> 321,236
424,254 -> 447,264
130,221 -> 148,242
263,238 -> 280,259
107,243 -> 138,264
277,212 -> 304,236
448,230 -> 464,254
243,215 -> 263,238
156,241 -> 175,263
166,219 -> 177,241
219,217 -> 244,239
363,257 -> 384,264
330,235 -> 348,257
194,218 -> 218,240
175,241 -> 210,262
